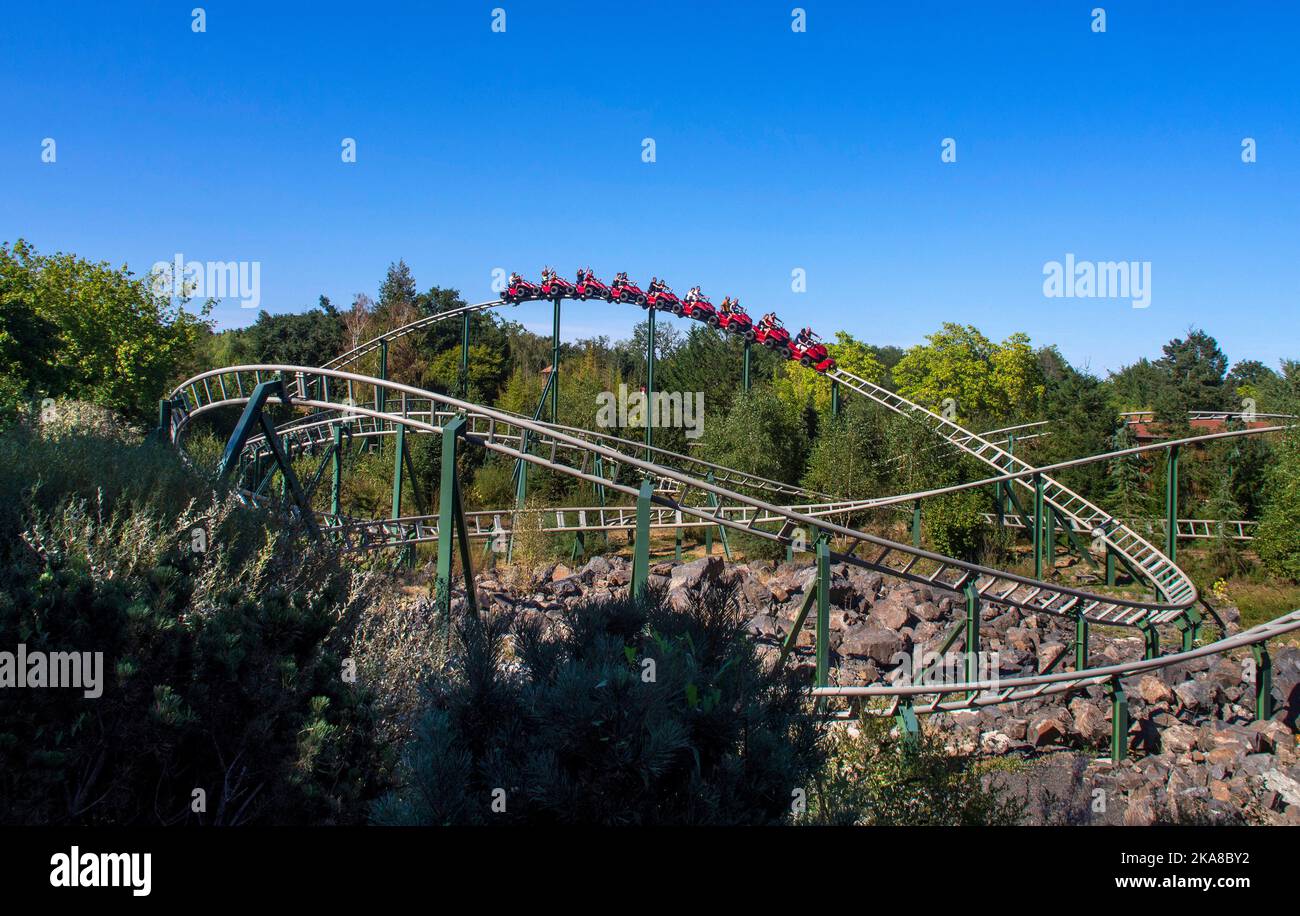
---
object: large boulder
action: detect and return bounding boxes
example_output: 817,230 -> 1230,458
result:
868,597 -> 913,631
840,625 -> 904,664
669,555 -> 723,592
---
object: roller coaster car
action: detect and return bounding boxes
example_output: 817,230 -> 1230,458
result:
610,279 -> 648,305
718,309 -> 755,339
647,288 -> 682,312
788,336 -> 836,373
541,276 -> 577,299
575,275 -> 613,301
754,318 -> 790,350
503,279 -> 543,303
680,296 -> 719,326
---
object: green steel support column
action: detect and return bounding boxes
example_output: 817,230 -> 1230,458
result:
571,528 -> 585,563
279,436 -> 288,500
550,298 -> 561,422
964,581 -> 980,693
630,478 -> 653,598
1047,504 -> 1056,564
1033,473 -> 1045,580
703,472 -> 731,561
814,537 -> 831,703
785,540 -> 794,563
330,425 -> 342,516
895,702 -> 920,749
377,339 -> 388,416
911,499 -> 922,548
1251,644 -> 1273,721
830,380 -> 840,417
459,311 -> 471,399
507,432 -> 529,564
157,398 -> 172,441
1074,610 -> 1089,671
1105,545 -> 1117,586
1165,445 -> 1180,564
593,455 -> 609,554
674,526 -> 683,562
391,419 -> 405,520
435,416 -> 478,641
1004,434 -> 1015,515
742,342 -> 752,393
1178,605 -> 1202,652
1141,623 -> 1159,660
644,307 -> 656,461
1108,677 -> 1129,763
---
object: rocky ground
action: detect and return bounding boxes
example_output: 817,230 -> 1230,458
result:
462,553 -> 1300,825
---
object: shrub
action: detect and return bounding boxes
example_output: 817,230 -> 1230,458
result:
373,584 -> 823,825
801,718 -> 1022,826
0,416 -> 390,824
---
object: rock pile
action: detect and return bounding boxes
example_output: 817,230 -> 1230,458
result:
459,554 -> 1300,824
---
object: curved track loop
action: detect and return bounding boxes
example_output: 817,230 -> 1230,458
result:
172,364 -> 1196,630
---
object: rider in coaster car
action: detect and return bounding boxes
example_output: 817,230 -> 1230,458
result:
509,272 -> 523,288
794,327 -> 812,346
576,268 -> 586,284
719,296 -> 732,314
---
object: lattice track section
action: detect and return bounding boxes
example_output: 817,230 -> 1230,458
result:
828,368 -> 1197,607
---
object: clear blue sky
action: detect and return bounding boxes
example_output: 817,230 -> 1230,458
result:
2,1 -> 1296,375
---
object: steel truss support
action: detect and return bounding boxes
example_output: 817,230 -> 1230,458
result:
1165,445 -> 1180,564
895,701 -> 920,749
460,310 -> 471,399
830,379 -> 840,417
1251,644 -> 1273,720
330,425 -> 343,516
217,379 -> 319,538
1176,604 -> 1202,652
703,471 -> 732,560
550,297 -> 561,422
777,536 -> 830,691
645,306 -> 656,461
630,478 -> 653,598
1032,473 -> 1046,580
1074,609 -> 1089,671
1108,677 -> 1129,763
742,342 -> 752,394
1141,622 -> 1159,660
964,581 -> 980,695
435,416 -> 479,638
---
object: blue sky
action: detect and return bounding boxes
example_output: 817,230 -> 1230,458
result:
2,1 -> 1296,375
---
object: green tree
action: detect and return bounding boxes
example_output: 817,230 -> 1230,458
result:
0,239 -> 209,419
892,324 -> 1044,426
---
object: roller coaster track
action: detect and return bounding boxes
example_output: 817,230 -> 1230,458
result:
171,363 -> 1203,631
164,293 -> 1297,731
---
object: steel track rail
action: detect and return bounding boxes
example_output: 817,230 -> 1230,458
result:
814,609 -> 1300,716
